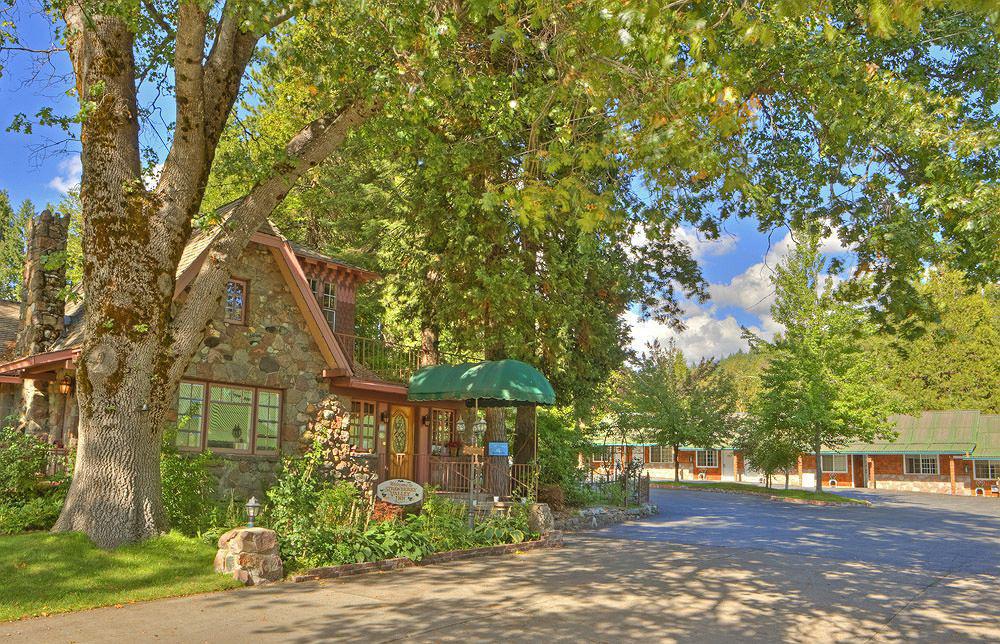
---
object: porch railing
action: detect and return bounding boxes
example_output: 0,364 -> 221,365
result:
334,333 -> 470,384
429,456 -> 539,501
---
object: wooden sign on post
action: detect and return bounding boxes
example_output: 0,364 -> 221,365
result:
376,479 -> 424,506
462,445 -> 484,457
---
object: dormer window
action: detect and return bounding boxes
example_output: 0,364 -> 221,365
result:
225,279 -> 247,324
309,278 -> 337,330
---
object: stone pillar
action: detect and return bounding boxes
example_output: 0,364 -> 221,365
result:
16,209 -> 68,440
214,528 -> 283,585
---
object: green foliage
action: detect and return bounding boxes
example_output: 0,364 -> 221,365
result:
0,191 -> 28,301
473,505 -> 531,546
0,495 -> 65,535
748,231 -> 896,491
407,492 -> 477,552
159,433 -> 219,537
0,426 -> 50,502
535,407 -> 592,507
612,342 -> 740,465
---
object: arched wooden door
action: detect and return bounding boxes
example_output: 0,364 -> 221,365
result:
389,407 -> 414,480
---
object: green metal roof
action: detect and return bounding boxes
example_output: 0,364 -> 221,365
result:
407,360 -> 556,407
831,411 -> 998,457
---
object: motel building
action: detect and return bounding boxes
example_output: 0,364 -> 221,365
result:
590,410 -> 1000,497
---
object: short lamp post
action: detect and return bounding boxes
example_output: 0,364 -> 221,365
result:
245,496 -> 261,528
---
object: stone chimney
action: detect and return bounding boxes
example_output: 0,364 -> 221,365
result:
17,209 -> 68,439
17,209 -> 69,357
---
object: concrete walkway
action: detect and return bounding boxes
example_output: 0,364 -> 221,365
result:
2,489 -> 998,642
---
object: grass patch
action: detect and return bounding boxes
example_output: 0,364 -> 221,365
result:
0,531 -> 242,622
653,480 -> 868,505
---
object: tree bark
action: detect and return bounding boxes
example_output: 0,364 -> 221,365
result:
814,430 -> 823,493
512,405 -> 536,466
52,4 -> 379,547
673,443 -> 680,481
483,407 -> 509,498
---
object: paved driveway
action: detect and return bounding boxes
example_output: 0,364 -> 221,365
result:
597,487 -> 1000,576
2,489 -> 998,643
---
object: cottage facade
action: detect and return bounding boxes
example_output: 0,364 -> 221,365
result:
0,210 -> 464,498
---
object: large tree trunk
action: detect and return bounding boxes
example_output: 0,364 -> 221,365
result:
483,407 -> 509,498
512,405 -> 535,466
51,5 -> 378,548
673,443 -> 680,481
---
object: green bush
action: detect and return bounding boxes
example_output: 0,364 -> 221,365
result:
474,503 -> 535,545
408,492 -> 477,551
0,495 -> 64,534
160,428 -> 219,537
0,426 -> 51,502
536,408 -> 594,507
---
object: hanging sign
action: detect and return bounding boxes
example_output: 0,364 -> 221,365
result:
488,441 -> 510,457
462,445 -> 484,457
376,479 -> 424,506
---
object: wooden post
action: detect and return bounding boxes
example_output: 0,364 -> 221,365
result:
797,455 -> 803,487
868,457 -> 876,489
949,457 -> 956,495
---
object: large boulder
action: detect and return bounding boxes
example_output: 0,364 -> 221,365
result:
215,527 -> 283,585
527,503 -> 555,534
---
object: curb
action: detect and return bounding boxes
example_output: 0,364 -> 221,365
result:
652,483 -> 871,507
290,531 -> 564,583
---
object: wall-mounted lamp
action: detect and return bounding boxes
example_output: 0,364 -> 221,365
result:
380,411 -> 389,424
57,375 -> 74,396
421,414 -> 430,427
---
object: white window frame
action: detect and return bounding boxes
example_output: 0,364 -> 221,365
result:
821,454 -> 849,473
322,282 -> 337,329
973,460 -> 1000,480
904,455 -> 939,475
696,450 -> 719,468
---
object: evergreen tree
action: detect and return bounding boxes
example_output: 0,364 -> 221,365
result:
0,192 -> 30,302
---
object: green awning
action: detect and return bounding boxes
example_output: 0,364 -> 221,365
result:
407,360 -> 556,407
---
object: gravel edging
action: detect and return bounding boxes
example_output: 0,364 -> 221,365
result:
652,483 -> 872,507
290,531 -> 564,582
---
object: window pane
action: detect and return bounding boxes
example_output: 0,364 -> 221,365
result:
207,385 -> 253,451
362,402 -> 376,451
349,400 -> 362,447
254,390 -> 281,452
225,280 -> 246,322
176,382 -> 204,448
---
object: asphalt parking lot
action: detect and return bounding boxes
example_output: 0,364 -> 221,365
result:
595,486 -> 1000,576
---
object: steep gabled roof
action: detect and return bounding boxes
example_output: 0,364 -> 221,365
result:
0,214 -> 364,377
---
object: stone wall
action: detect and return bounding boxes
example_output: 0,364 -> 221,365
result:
169,242 -> 347,499
17,210 -> 68,358
554,503 -> 658,532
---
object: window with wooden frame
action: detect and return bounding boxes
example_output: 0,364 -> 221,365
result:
321,282 -> 337,328
649,445 -> 672,463
821,454 -> 849,473
695,450 -> 719,468
430,409 -> 455,456
349,400 -> 376,452
904,455 -> 939,475
224,279 -> 248,323
174,381 -> 281,454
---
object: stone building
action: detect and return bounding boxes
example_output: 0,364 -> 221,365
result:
0,208 -> 463,499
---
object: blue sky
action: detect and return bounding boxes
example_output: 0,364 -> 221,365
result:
0,8 -> 853,362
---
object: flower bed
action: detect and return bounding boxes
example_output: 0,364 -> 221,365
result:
291,531 -> 563,582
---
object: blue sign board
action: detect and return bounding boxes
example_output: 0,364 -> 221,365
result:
487,441 -> 510,457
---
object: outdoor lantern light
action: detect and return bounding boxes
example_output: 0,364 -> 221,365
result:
421,414 -> 430,427
380,411 -> 390,423
245,496 -> 261,528
57,375 -> 74,395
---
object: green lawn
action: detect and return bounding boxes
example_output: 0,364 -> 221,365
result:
653,480 -> 868,505
0,531 -> 243,622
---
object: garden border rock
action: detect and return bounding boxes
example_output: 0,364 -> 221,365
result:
290,531 -> 564,583
553,503 -> 659,532
651,483 -> 872,507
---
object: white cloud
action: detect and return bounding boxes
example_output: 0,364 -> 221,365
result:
625,309 -> 780,362
48,155 -> 82,194
708,230 -> 851,315
672,226 -> 739,260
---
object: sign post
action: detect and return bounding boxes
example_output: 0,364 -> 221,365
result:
375,479 -> 424,506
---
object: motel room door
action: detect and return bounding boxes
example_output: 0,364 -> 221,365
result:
721,450 -> 735,481
389,407 -> 414,480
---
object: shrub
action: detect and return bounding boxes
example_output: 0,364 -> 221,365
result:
536,408 -> 593,507
0,495 -> 64,534
473,503 -> 536,545
160,428 -> 218,537
0,426 -> 51,502
409,492 -> 477,551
